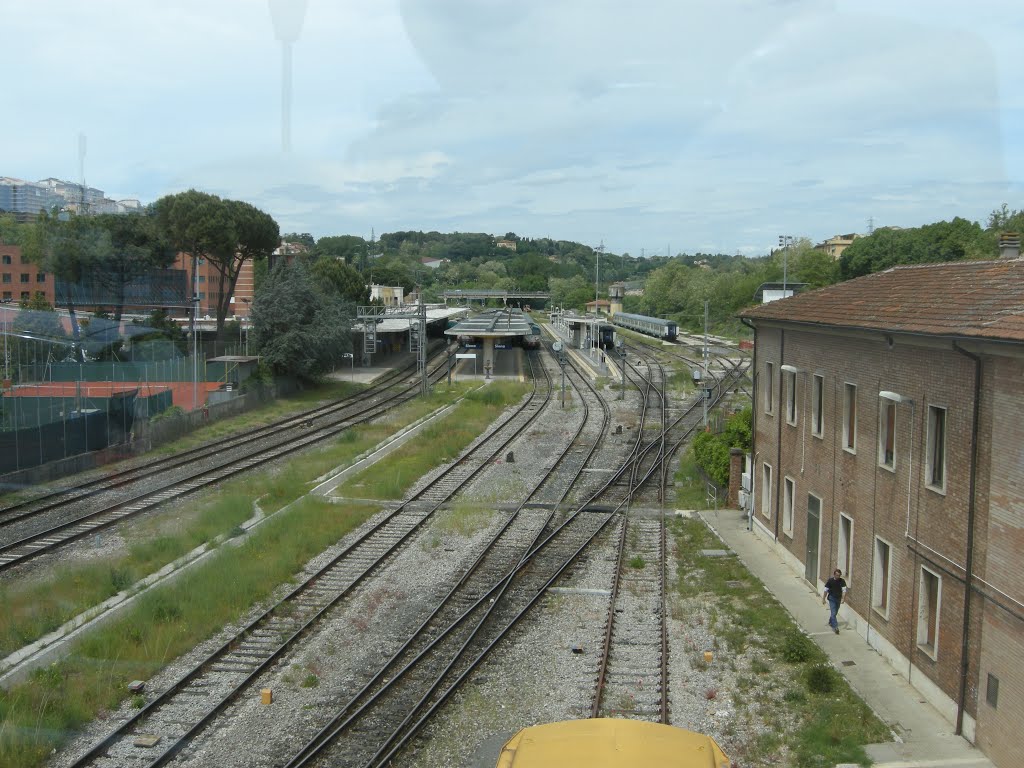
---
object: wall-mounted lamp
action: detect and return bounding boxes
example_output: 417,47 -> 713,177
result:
879,390 -> 913,404
781,364 -> 800,374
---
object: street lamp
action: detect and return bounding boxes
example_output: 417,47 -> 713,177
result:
342,352 -> 354,381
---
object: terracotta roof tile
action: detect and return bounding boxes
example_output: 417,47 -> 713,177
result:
740,259 -> 1024,342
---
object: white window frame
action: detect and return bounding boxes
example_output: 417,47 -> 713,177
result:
878,397 -> 896,471
761,462 -> 773,520
917,566 -> 941,659
811,373 -> 824,438
842,382 -> 857,454
785,369 -> 798,426
782,476 -> 795,537
764,361 -> 775,415
925,405 -> 947,494
872,536 -> 893,619
838,513 -> 853,584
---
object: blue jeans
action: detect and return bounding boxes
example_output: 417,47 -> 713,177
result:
828,595 -> 841,630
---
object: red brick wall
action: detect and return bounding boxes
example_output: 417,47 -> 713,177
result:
751,323 -> 996,718
0,245 -> 55,306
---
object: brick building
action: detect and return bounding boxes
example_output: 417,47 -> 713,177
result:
0,245 -> 54,305
740,256 -> 1024,767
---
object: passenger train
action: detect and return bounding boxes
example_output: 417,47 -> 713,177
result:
610,311 -> 678,342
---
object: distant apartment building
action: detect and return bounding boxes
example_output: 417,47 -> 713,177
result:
813,233 -> 860,260
0,177 -> 56,219
0,245 -> 53,305
1,176 -> 143,219
740,252 -> 1024,767
496,239 -> 517,251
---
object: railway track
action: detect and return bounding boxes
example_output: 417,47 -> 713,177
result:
64,353 -> 551,768
0,349 -> 453,573
0,352 -> 432,526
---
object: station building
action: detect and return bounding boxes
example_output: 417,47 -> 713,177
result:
740,248 -> 1024,767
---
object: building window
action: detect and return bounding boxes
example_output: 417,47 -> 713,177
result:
20,291 -> 28,300
198,291 -> 206,300
2,291 -> 10,300
926,406 -> 947,492
812,374 -> 824,438
1,255 -> 10,264
785,369 -> 798,425
36,273 -> 45,283
198,275 -> 206,283
987,674 -> 999,708
879,398 -> 896,469
19,273 -> 29,283
761,463 -> 772,520
843,383 -> 857,452
872,537 -> 892,617
917,567 -> 941,658
839,514 -> 853,582
34,291 -> 44,300
783,477 -> 795,536
1,274 -> 9,284
764,362 -> 775,415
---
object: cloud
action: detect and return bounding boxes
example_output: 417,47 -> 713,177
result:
3,0 -> 1021,254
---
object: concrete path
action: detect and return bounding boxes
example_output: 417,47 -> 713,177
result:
698,507 -> 995,768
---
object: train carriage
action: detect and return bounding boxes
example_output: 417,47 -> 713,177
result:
610,311 -> 678,341
496,719 -> 729,768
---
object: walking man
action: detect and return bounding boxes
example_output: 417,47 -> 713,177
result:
823,568 -> 848,634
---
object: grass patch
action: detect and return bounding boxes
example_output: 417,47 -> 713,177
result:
670,517 -> 889,767
151,380 -> 360,456
434,502 -> 496,538
336,382 -> 528,500
0,496 -> 378,768
0,386 -> 472,668
0,492 -> 254,659
627,555 -> 646,569
673,447 -> 710,510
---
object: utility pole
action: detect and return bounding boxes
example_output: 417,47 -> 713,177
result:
595,240 -> 605,304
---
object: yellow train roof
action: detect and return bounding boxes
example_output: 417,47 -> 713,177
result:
495,719 -> 730,768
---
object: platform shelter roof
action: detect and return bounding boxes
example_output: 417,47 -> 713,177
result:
444,309 -> 534,338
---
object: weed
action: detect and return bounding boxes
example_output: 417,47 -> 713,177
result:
784,687 -> 807,704
751,657 -> 771,675
805,664 -> 839,695
300,674 -> 319,689
782,630 -> 816,663
628,555 -> 646,569
131,695 -> 146,709
705,687 -> 718,700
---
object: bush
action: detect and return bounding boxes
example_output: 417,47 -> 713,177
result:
805,664 -> 839,694
782,629 -> 815,663
692,431 -> 730,487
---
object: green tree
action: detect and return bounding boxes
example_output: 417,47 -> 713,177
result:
316,235 -> 368,266
22,214 -> 112,362
311,256 -> 370,304
90,213 -> 176,321
840,218 -> 990,279
153,189 -> 236,341
250,261 -> 353,381
208,199 -> 279,337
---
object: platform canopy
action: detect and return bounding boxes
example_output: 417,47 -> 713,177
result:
353,306 -> 467,333
444,309 -> 534,339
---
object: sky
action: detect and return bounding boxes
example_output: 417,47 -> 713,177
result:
2,0 -> 1022,256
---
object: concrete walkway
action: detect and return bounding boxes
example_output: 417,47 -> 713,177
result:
698,507 -> 995,768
